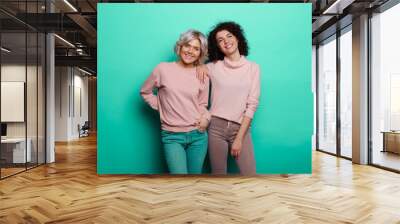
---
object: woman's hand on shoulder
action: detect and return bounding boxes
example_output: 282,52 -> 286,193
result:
196,64 -> 209,84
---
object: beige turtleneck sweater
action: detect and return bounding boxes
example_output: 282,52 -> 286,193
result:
207,56 -> 261,123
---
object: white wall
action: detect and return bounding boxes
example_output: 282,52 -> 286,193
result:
72,73 -> 89,138
1,65 -> 41,137
55,67 -> 89,141
55,66 -> 70,141
1,65 -> 26,135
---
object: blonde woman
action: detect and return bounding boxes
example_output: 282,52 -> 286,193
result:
140,30 -> 210,174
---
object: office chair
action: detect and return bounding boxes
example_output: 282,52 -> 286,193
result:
78,121 -> 90,138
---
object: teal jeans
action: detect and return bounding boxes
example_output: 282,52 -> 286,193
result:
161,129 -> 208,174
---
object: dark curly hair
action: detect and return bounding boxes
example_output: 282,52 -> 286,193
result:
207,21 -> 249,62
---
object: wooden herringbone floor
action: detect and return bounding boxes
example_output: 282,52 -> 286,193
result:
1,134 -> 400,224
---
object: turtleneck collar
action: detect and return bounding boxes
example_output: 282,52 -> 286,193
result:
223,55 -> 247,69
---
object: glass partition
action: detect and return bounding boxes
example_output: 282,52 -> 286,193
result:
1,30 -> 28,177
0,1 -> 46,179
317,35 -> 337,155
339,28 -> 352,158
371,4 -> 400,171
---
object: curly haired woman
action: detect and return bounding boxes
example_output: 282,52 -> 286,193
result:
198,22 -> 261,175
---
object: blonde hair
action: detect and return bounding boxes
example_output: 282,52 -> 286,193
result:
174,29 -> 208,65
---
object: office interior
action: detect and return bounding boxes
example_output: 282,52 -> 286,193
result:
1,0 -> 97,179
0,0 -> 399,178
0,0 -> 400,222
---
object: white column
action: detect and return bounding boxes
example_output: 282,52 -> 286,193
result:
46,32 -> 55,163
45,0 -> 55,163
352,14 -> 369,164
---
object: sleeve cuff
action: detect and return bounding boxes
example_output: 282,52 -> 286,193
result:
244,110 -> 255,119
202,110 -> 211,121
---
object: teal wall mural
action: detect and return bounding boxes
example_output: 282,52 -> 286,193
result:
98,3 -> 313,174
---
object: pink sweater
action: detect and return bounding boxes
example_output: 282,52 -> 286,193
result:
140,62 -> 210,132
207,56 -> 260,124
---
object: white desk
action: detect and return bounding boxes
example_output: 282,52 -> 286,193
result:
1,138 -> 31,163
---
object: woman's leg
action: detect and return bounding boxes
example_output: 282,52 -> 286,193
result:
235,131 -> 256,175
208,117 -> 229,174
161,131 -> 188,174
186,130 -> 208,174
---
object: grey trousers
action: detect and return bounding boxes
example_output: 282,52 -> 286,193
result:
208,116 -> 256,175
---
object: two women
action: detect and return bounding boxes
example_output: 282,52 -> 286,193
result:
140,30 -> 210,174
141,22 -> 261,175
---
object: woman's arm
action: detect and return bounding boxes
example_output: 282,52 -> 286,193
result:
244,64 -> 261,119
140,66 -> 160,110
197,77 -> 211,132
231,116 -> 252,158
231,64 -> 261,158
196,64 -> 209,84
196,62 -> 217,83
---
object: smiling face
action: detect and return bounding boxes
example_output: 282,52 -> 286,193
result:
178,38 -> 201,66
215,29 -> 239,57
